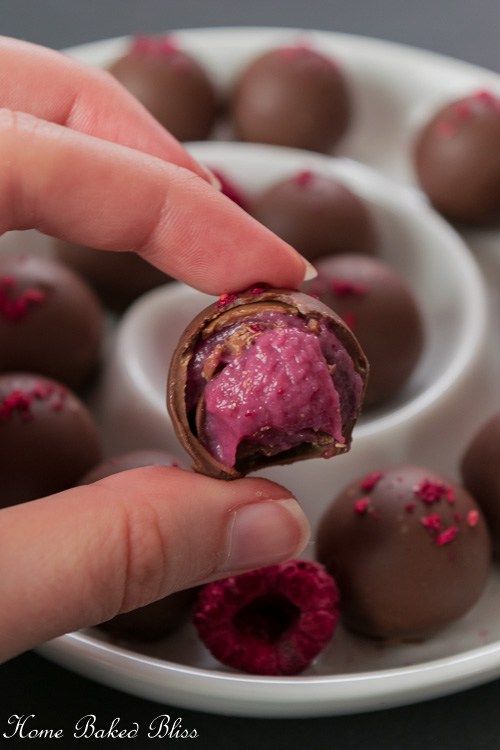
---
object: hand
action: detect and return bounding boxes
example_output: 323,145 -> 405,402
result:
0,37 -> 311,663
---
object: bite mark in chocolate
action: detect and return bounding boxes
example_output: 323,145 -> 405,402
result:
168,288 -> 368,479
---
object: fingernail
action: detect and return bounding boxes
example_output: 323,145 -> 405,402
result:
222,499 -> 310,573
303,259 -> 318,281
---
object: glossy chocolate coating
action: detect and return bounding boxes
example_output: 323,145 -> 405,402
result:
461,413 -> 500,554
251,171 -> 377,261
316,465 -> 491,642
414,90 -> 500,225
305,254 -> 424,406
0,373 -> 102,507
167,288 -> 368,479
232,45 -> 351,152
98,588 -> 196,642
0,254 -> 103,389
55,240 -> 169,311
79,449 -> 184,484
109,36 -> 217,141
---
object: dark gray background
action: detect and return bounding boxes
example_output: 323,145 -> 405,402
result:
0,0 -> 499,72
1,1 -> 500,748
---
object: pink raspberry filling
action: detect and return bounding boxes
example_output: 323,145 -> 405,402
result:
187,310 -> 362,468
204,327 -> 343,466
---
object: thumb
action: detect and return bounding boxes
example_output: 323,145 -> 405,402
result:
0,467 -> 309,662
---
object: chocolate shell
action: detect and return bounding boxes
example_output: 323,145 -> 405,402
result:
231,45 -> 351,153
414,90 -> 500,225
251,171 -> 377,261
0,373 -> 102,507
167,288 -> 368,479
0,254 -> 103,389
55,239 -> 169,312
461,413 -> 500,554
304,254 -> 424,406
109,36 -> 217,142
316,465 -> 491,642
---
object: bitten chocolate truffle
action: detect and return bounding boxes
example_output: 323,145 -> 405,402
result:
316,465 -> 491,642
0,373 -> 102,507
79,449 -> 184,484
79,449 -> 194,642
414,90 -> 500,225
232,44 -> 351,152
251,171 -> 377,261
109,35 -> 217,141
461,413 -> 500,554
55,240 -> 169,311
305,254 -> 424,406
168,287 -> 368,479
0,254 -> 103,389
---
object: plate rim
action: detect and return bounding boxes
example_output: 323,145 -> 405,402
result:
36,27 -> 500,717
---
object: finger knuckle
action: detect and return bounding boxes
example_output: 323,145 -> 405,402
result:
116,496 -> 171,613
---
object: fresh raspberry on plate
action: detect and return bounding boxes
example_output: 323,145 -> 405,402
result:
193,560 -> 339,675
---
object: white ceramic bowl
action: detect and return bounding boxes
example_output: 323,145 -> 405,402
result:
94,141 -> 486,527
22,28 -> 500,716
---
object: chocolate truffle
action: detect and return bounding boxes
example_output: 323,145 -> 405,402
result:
251,171 -> 377,261
55,241 -> 169,312
109,35 -> 217,141
0,373 -> 102,507
79,449 -> 184,484
305,254 -> 424,407
461,413 -> 500,554
414,90 -> 500,225
0,254 -> 103,389
98,588 -> 196,642
168,287 -> 368,480
232,44 -> 351,152
316,465 -> 491,642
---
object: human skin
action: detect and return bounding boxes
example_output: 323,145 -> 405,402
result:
0,36 -> 312,663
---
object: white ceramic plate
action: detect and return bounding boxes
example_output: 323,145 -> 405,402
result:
24,28 -> 500,715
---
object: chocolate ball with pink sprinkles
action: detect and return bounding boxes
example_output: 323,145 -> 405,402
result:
0,373 -> 102,507
316,465 -> 491,642
0,254 -> 103,390
304,254 -> 424,407
194,560 -> 340,675
251,171 -> 377,262
167,287 -> 368,479
109,35 -> 217,141
414,89 -> 500,225
232,44 -> 351,152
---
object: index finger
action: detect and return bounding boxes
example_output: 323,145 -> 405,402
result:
0,36 -> 214,184
0,111 -> 312,293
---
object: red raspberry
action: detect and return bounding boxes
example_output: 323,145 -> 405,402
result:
193,560 -> 339,675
